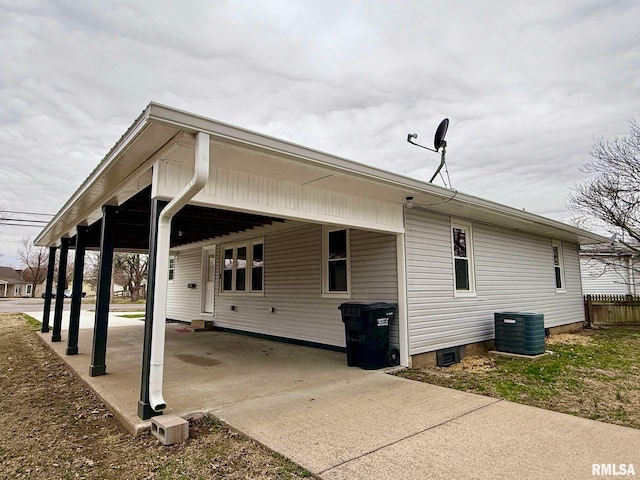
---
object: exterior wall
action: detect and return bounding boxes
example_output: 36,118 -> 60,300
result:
166,221 -> 398,349
405,208 -> 584,355
580,256 -> 639,295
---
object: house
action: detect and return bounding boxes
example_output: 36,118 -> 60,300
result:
0,266 -> 28,297
34,102 -> 606,420
580,243 -> 639,295
19,268 -> 47,298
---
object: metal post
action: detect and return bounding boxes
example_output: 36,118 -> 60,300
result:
138,198 -> 167,420
66,226 -> 88,355
89,205 -> 117,377
41,246 -> 57,333
52,238 -> 70,342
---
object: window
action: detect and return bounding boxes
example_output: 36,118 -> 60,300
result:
14,285 -> 21,296
552,240 -> 565,292
452,221 -> 475,295
25,284 -> 33,296
221,240 -> 264,293
251,243 -> 264,291
322,227 -> 350,295
168,256 -> 176,281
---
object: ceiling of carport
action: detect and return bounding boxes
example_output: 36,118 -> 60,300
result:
72,186 -> 284,251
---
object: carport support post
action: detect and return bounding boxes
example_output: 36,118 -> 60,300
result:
138,198 -> 167,420
41,246 -> 57,333
89,205 -> 117,377
52,238 -> 70,342
66,226 -> 88,355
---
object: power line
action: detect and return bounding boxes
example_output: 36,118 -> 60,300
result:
1,210 -> 54,216
1,223 -> 46,227
2,218 -> 49,224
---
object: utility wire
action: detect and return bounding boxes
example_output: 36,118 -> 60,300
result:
1,210 -> 54,216
2,218 -> 49,224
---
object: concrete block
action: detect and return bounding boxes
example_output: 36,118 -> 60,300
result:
191,319 -> 214,331
150,414 -> 189,445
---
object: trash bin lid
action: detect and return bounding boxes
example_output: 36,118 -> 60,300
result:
339,302 -> 397,312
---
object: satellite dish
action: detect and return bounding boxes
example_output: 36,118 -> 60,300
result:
433,118 -> 449,151
406,118 -> 452,185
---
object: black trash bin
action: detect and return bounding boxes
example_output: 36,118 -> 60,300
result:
339,302 -> 397,370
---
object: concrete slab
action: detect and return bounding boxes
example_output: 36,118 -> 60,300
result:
321,400 -> 640,480
213,374 -> 497,473
25,309 -> 146,330
29,308 -> 640,479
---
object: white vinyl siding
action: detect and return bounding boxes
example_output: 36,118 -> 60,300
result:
166,222 -> 399,349
405,208 -> 584,355
580,256 -> 639,295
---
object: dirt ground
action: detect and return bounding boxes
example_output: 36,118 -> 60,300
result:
0,313 -> 311,480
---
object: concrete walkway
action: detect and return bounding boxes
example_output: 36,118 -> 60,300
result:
29,310 -> 640,480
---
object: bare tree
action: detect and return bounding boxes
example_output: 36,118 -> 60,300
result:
113,253 -> 148,302
568,120 -> 640,291
568,120 -> 640,250
18,237 -> 49,297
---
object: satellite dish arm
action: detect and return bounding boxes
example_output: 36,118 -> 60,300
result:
407,133 -> 438,152
429,142 -> 447,183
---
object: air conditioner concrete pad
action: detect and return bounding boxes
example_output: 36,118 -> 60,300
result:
488,350 -> 552,360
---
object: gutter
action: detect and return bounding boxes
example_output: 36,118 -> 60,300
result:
149,131 -> 210,412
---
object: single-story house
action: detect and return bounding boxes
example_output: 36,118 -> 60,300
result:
0,266 -> 28,297
580,243 -> 639,296
34,103 -> 606,420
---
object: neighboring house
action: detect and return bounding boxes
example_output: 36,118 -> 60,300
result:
0,266 -> 28,297
34,103 -> 606,419
19,268 -> 47,298
580,243 -> 639,296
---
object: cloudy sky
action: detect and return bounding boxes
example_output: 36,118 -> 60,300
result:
1,0 -> 639,266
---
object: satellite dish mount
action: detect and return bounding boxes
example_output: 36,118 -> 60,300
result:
407,118 -> 450,184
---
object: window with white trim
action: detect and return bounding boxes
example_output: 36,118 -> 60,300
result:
322,227 -> 350,296
168,256 -> 176,282
25,284 -> 33,296
221,240 -> 264,293
452,221 -> 475,294
14,285 -> 21,296
552,240 -> 565,292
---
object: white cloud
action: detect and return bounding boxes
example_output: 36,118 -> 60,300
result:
0,0 -> 639,264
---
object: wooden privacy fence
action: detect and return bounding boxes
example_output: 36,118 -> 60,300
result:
584,294 -> 640,327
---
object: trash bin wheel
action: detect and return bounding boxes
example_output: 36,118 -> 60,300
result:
387,347 -> 400,367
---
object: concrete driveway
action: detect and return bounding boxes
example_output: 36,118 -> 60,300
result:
29,309 -> 640,480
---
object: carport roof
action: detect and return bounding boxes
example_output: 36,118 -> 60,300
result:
35,102 -> 608,248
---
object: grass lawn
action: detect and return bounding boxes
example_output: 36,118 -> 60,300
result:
118,313 -> 146,319
397,328 -> 640,429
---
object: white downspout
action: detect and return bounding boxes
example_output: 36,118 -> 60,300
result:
149,131 -> 210,412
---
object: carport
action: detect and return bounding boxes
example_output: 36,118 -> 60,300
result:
34,103 -> 411,421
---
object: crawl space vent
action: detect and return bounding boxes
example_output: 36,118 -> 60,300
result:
436,347 -> 461,367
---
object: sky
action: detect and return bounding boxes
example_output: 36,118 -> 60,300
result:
1,0 -> 639,267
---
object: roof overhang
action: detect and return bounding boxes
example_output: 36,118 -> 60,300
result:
35,102 -> 608,248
